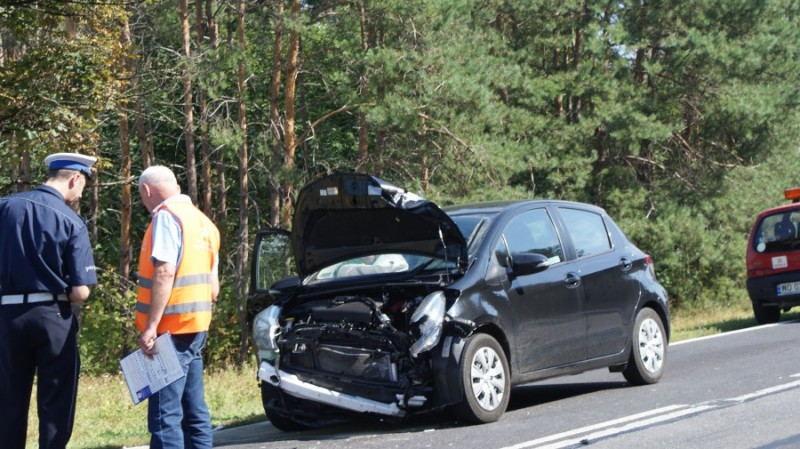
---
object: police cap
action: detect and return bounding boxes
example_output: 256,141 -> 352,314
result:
44,152 -> 97,179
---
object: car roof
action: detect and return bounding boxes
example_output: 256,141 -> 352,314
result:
443,199 -> 607,216
755,201 -> 800,219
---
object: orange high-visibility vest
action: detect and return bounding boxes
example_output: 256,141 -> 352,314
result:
136,199 -> 220,334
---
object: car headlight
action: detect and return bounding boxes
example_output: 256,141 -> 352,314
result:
409,291 -> 446,358
252,305 -> 281,358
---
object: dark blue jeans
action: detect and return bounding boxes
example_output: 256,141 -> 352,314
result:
147,332 -> 212,449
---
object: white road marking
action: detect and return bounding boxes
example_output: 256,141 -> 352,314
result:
499,374 -> 800,449
498,405 -> 691,449
727,378 -> 800,403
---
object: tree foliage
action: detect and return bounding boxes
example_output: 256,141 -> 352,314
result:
0,2 -> 124,165
2,0 -> 800,373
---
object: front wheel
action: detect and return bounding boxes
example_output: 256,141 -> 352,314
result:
752,301 -> 780,325
260,381 -> 309,432
623,308 -> 667,385
453,333 -> 510,424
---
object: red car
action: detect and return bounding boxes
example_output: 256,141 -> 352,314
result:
746,188 -> 800,324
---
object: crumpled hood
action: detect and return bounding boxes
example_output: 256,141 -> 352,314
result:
291,173 -> 467,277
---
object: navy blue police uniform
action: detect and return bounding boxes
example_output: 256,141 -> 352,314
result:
0,154 -> 97,449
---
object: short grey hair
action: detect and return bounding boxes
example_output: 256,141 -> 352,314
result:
139,165 -> 177,187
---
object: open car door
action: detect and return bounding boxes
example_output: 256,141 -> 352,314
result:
246,228 -> 296,325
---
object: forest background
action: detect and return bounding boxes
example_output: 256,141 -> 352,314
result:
2,0 -> 800,375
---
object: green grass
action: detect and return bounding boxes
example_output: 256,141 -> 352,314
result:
26,304 -> 799,448
671,302 -> 800,341
27,363 -> 263,449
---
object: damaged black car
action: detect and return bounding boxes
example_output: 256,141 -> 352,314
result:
248,173 -> 670,431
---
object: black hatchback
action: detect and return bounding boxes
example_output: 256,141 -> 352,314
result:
249,173 -> 670,430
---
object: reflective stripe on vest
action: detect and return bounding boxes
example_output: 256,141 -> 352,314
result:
138,273 -> 213,290
136,200 -> 220,334
135,300 -> 213,315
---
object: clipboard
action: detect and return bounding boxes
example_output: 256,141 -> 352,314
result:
119,333 -> 185,405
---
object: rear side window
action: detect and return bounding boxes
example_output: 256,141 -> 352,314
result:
753,210 -> 800,253
558,208 -> 611,258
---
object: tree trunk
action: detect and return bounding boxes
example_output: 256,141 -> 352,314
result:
206,0 -> 219,49
280,0 -> 301,228
135,96 -> 151,168
14,150 -> 31,193
206,0 -> 227,225
133,15 -> 151,170
357,113 -> 368,171
236,0 -> 250,364
374,24 -> 385,177
180,0 -> 197,202
118,16 -> 133,280
196,0 -> 212,217
269,0 -> 284,228
570,1 -> 585,124
355,1 -> 369,172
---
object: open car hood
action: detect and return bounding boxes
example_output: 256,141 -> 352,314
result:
291,173 -> 467,277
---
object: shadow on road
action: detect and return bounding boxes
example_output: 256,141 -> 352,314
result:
507,381 -> 628,412
212,414 -> 458,447
212,380 -> 628,447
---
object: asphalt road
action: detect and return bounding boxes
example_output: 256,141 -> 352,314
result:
212,320 -> 800,449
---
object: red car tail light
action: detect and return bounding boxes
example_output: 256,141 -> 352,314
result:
645,254 -> 656,278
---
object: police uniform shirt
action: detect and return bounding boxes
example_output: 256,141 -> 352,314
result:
0,185 -> 97,295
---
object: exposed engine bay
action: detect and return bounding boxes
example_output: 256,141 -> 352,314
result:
271,285 -> 442,406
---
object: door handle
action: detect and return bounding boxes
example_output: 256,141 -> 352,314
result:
619,257 -> 633,272
564,272 -> 581,288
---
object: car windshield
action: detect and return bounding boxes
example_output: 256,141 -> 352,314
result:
304,253 -> 456,284
450,214 -> 494,256
754,210 -> 800,253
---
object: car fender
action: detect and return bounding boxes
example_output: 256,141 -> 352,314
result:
430,335 -> 467,407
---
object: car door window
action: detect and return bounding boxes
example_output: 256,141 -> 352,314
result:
502,209 -> 563,264
558,208 -> 611,258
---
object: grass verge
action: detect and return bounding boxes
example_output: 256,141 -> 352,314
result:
27,363 -> 263,448
27,304 -> 799,448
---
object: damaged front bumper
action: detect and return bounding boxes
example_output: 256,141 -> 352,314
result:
258,361 -> 426,417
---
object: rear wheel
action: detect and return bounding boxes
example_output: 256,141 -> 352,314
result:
752,301 -> 780,325
454,333 -> 510,424
623,308 -> 667,385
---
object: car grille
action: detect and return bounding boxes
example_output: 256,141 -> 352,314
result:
286,344 -> 397,382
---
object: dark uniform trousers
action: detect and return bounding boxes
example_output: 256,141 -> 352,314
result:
0,300 -> 80,449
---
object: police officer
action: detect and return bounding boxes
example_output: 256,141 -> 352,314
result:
0,152 -> 98,449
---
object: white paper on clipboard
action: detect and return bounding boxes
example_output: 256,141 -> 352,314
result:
119,333 -> 185,405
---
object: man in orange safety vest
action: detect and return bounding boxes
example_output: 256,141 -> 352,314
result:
136,165 -> 220,449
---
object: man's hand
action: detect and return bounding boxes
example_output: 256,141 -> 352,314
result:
138,328 -> 158,357
68,285 -> 91,304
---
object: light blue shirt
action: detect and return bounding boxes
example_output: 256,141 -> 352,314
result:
150,195 -> 218,274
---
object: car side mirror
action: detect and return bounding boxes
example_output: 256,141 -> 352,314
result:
509,253 -> 550,277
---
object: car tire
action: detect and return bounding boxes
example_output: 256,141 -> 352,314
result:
454,333 -> 510,424
260,381 -> 308,432
623,308 -> 667,385
752,301 -> 780,325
